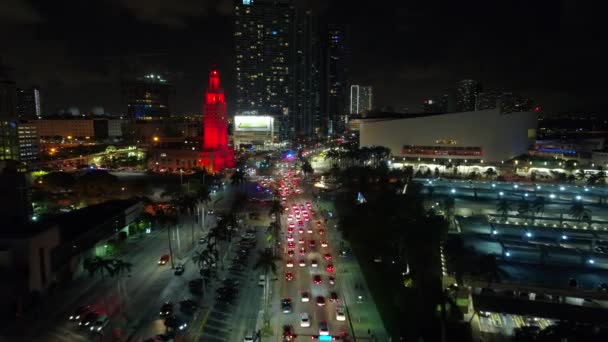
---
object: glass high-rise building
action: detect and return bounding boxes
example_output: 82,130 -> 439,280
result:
16,87 -> 41,119
122,74 -> 173,121
234,0 -> 292,122
321,24 -> 348,135
349,85 -> 373,114
456,79 -> 481,112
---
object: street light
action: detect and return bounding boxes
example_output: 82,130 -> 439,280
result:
588,259 -> 595,264
499,191 -> 504,196
450,188 -> 456,194
560,186 -> 565,191
550,194 -> 556,199
505,250 -> 511,257
561,234 -> 568,240
576,195 -> 582,201
525,231 -> 533,238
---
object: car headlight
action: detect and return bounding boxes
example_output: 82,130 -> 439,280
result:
69,315 -> 74,320
90,326 -> 94,331
97,326 -> 102,331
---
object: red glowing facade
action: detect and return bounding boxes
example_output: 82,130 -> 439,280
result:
199,69 -> 234,172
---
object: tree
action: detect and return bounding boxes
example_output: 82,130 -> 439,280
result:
155,208 -> 178,268
230,169 -> 247,187
569,202 -> 591,222
83,256 -> 115,279
517,200 -> 531,217
484,167 -> 497,179
442,197 -> 455,228
575,169 -> 586,181
301,160 -> 314,177
254,249 -> 280,326
532,196 -> 546,221
266,221 -> 281,255
496,198 -> 512,221
111,259 -> 132,304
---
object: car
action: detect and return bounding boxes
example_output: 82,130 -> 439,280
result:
300,312 -> 311,327
259,274 -> 266,286
298,238 -> 305,245
329,292 -> 339,302
299,259 -> 306,267
318,229 -> 325,235
164,316 -> 188,331
304,216 -> 310,222
287,250 -> 295,257
287,234 -> 294,242
287,215 -> 293,222
286,260 -> 294,268
158,254 -> 170,265
323,253 -> 332,260
198,236 -> 208,244
298,228 -> 304,234
244,334 -> 255,342
298,220 -> 304,226
336,307 -> 346,321
288,227 -> 294,233
309,240 -> 316,248
316,296 -> 326,306
307,227 -> 313,233
316,221 -> 322,227
89,315 -> 109,333
79,312 -> 99,327
69,305 -> 91,321
319,321 -> 329,336
326,264 -> 335,273
320,240 -> 328,248
174,264 -> 185,275
283,325 -> 295,341
287,242 -> 296,249
299,247 -> 306,255
159,302 -> 173,316
311,259 -> 318,267
281,298 -> 292,313
301,291 -> 310,302
207,209 -> 215,215
289,223 -> 295,229
285,272 -> 294,281
313,275 -> 322,284
329,276 -> 335,285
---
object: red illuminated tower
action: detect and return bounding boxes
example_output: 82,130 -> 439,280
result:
199,69 -> 234,172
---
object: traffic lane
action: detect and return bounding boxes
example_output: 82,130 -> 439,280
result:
37,230 -> 169,342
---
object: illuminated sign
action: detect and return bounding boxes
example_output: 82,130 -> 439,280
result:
243,0 -> 251,5
319,336 -> 333,341
234,115 -> 273,132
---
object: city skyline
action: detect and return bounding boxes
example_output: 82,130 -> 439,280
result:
0,0 -> 604,116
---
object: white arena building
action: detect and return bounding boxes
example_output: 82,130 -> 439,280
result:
360,109 -> 537,162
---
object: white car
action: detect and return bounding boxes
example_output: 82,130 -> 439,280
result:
286,260 -> 294,268
299,259 -> 306,267
287,235 -> 294,242
301,291 -> 310,302
244,335 -> 254,342
336,307 -> 346,321
300,312 -> 311,327
311,260 -> 318,268
307,228 -> 313,234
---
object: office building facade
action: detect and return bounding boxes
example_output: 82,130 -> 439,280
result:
321,24 -> 348,135
0,66 -> 19,162
122,74 -> 173,121
16,87 -> 41,119
17,122 -> 39,163
349,85 -> 373,114
456,79 -> 481,112
234,0 -> 292,129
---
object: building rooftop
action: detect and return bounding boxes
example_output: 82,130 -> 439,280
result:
0,198 -> 141,240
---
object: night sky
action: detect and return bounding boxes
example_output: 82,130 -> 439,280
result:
1,0 -> 605,115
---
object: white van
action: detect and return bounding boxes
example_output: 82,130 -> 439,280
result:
258,274 -> 266,286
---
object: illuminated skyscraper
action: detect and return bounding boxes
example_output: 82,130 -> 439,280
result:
349,85 -> 373,114
456,79 -> 481,112
234,0 -> 292,121
16,87 -> 41,119
122,73 -> 173,121
200,69 -> 234,172
321,24 -> 348,134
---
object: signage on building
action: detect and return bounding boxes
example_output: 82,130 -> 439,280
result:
234,115 -> 273,132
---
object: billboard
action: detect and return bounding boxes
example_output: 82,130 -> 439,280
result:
234,115 -> 273,132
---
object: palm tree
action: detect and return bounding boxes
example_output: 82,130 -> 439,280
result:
111,259 -> 132,316
532,196 -> 546,222
517,200 -> 531,219
496,198 -> 512,221
192,249 -> 208,269
575,169 -> 586,181
569,202 -> 591,222
266,221 -> 281,255
254,249 -> 280,326
83,256 -> 115,279
175,193 -> 198,247
231,169 -> 247,187
302,160 -> 314,177
269,200 -> 284,225
155,208 -> 178,268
